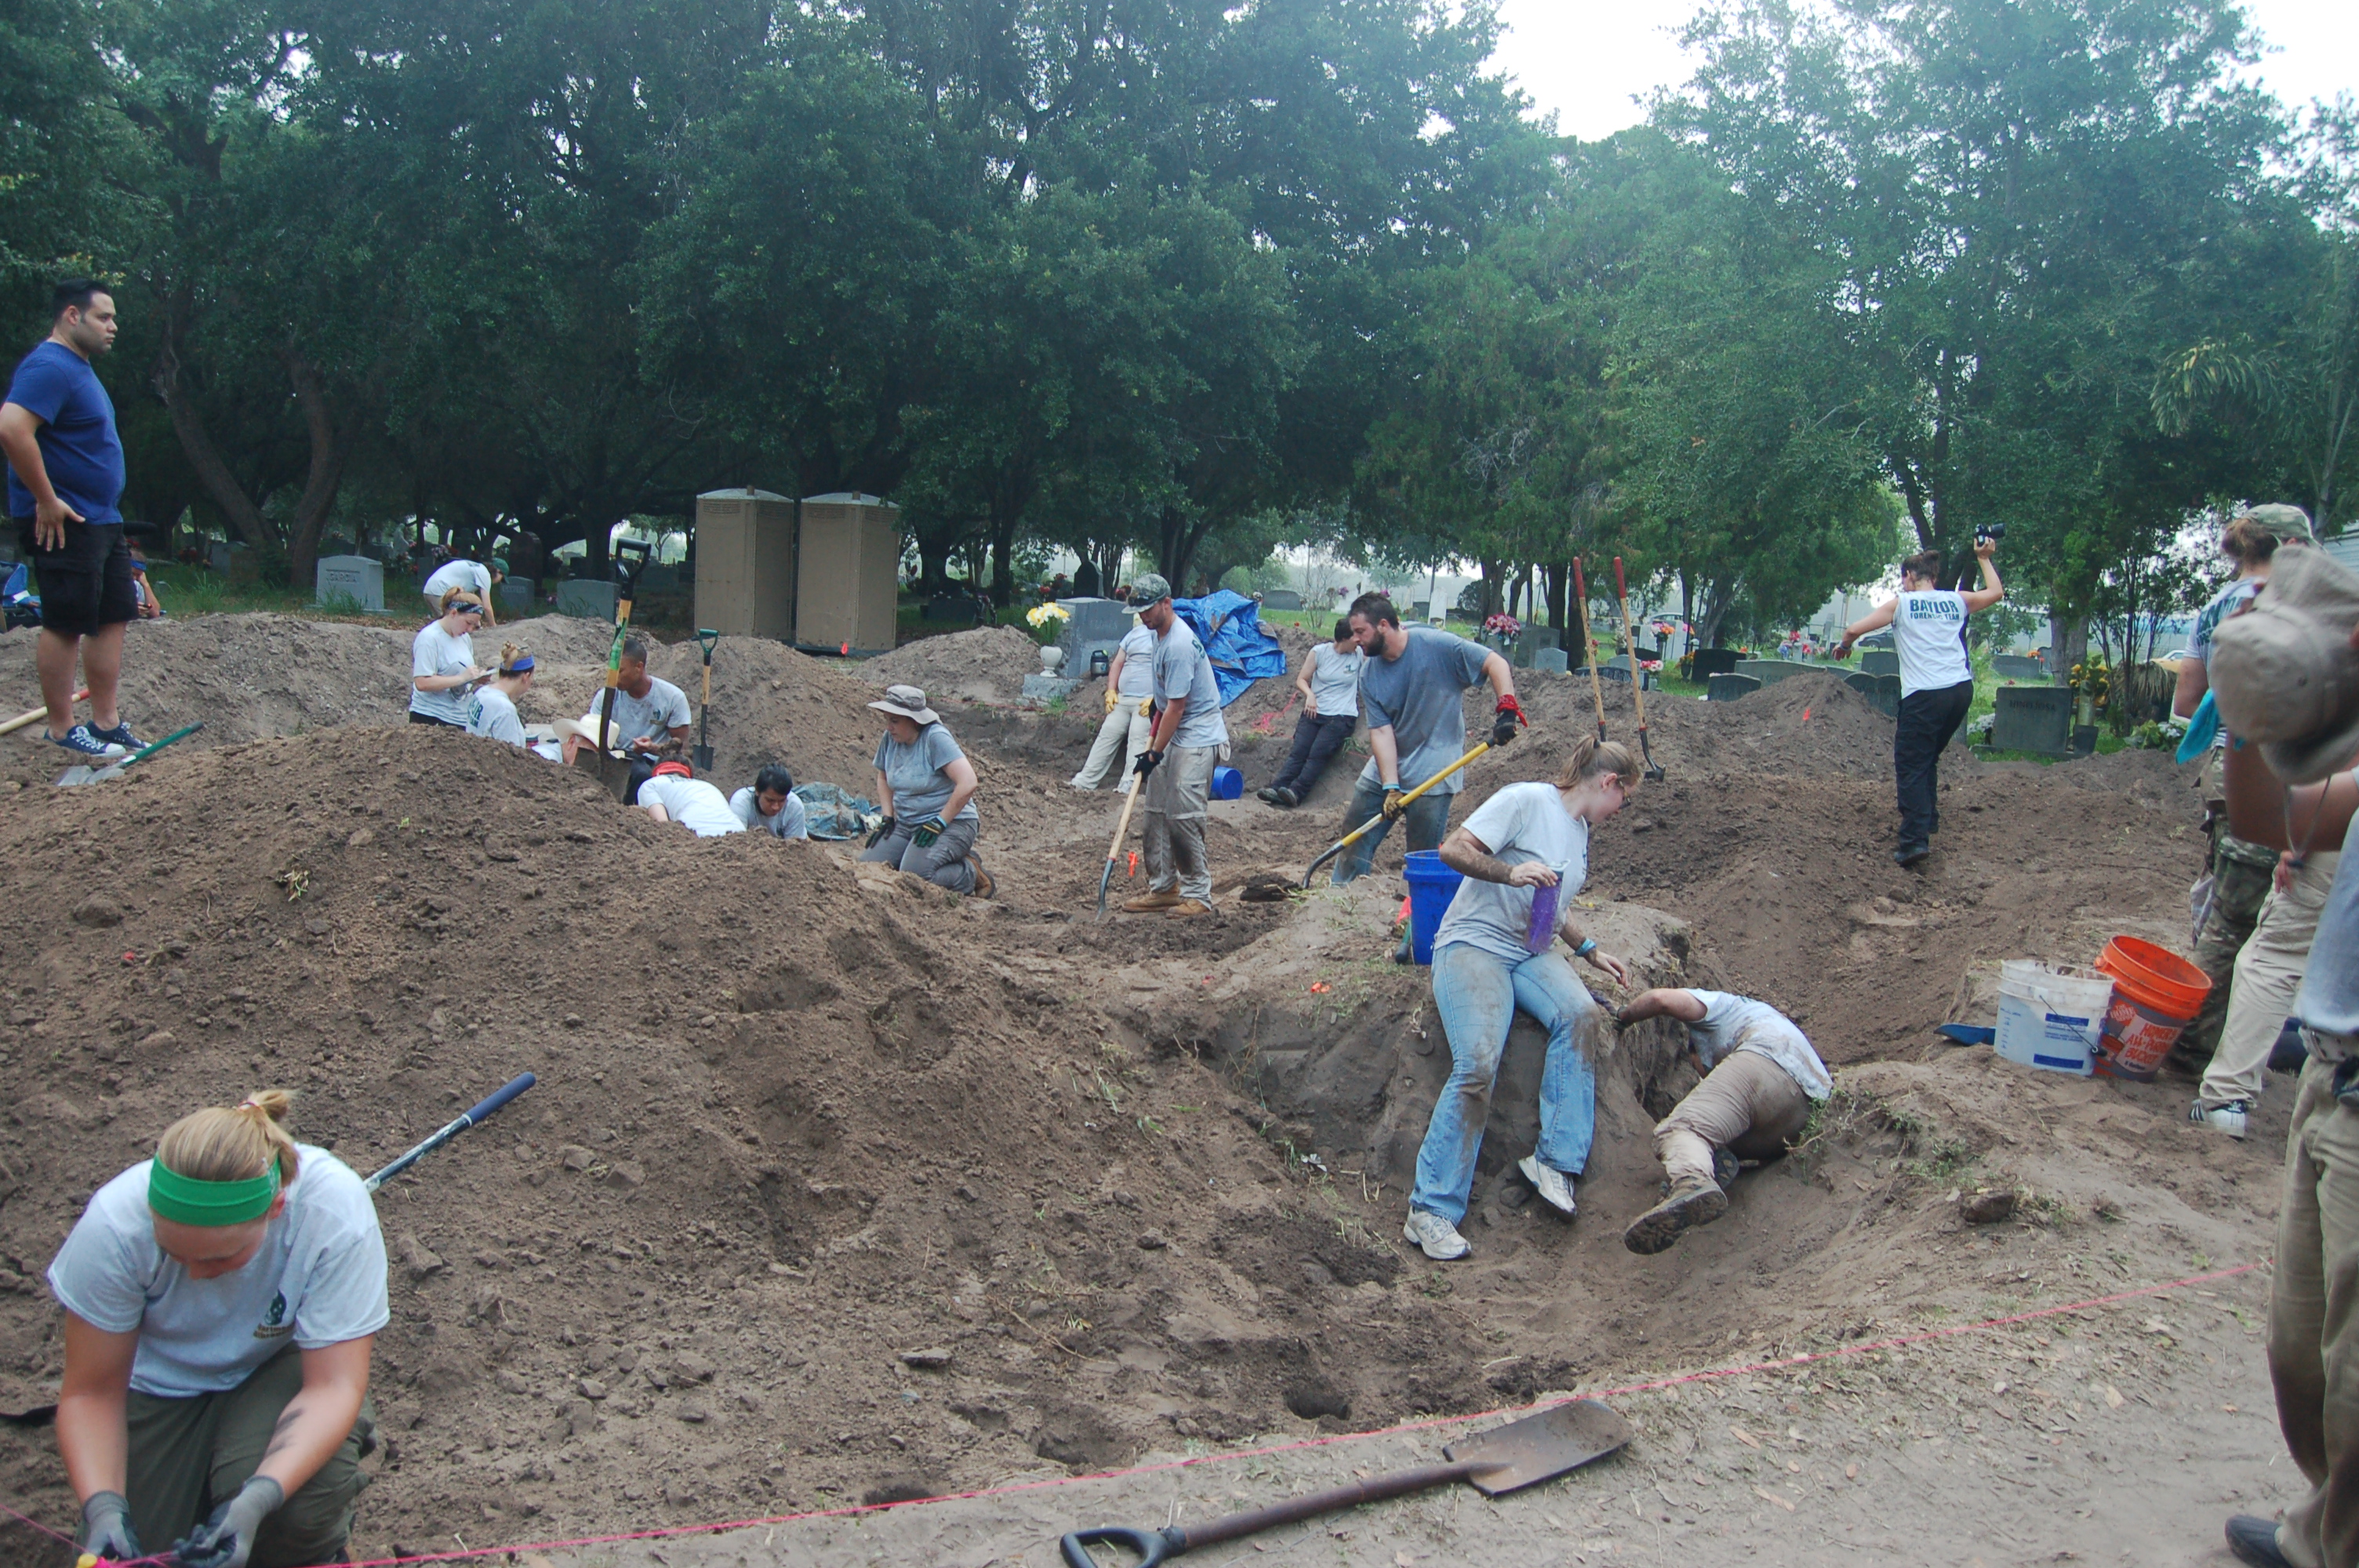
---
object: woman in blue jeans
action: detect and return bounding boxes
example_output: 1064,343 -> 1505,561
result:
1404,736 -> 1640,1261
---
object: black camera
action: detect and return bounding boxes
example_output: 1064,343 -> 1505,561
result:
1975,522 -> 2006,543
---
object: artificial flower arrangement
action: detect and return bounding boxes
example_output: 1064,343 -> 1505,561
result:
1024,602 -> 1071,641
1483,612 -> 1521,639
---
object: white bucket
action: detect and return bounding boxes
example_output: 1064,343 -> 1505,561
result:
1993,960 -> 2114,1077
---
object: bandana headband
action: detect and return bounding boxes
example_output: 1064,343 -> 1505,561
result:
147,1158 -> 281,1227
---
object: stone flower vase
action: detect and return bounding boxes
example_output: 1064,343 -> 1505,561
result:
1038,644 -> 1067,675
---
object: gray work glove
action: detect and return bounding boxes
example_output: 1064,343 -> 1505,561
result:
171,1473 -> 282,1568
80,1490 -> 140,1561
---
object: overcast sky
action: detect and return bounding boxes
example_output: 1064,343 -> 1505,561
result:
1487,0 -> 2357,144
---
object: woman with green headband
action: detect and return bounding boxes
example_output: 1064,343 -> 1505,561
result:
46,1091 -> 388,1567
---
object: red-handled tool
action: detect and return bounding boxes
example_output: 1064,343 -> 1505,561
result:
1612,557 -> 1666,782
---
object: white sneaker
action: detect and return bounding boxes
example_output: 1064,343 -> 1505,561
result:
1403,1210 -> 1470,1261
2189,1099 -> 2249,1139
1518,1155 -> 1578,1218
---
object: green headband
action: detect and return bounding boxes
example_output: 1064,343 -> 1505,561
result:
148,1158 -> 282,1227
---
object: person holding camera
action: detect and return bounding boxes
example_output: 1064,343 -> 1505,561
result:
1837,536 -> 2003,866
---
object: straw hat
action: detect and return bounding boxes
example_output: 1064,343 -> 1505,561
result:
2209,544 -> 2359,785
867,684 -> 939,725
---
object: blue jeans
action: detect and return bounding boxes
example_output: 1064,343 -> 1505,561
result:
1329,775 -> 1453,884
1270,711 -> 1355,795
1410,942 -> 1600,1226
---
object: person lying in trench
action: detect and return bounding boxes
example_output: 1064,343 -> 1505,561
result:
1401,736 -> 1637,1262
1614,988 -> 1832,1254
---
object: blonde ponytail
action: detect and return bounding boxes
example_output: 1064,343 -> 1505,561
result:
1554,735 -> 1641,793
156,1090 -> 303,1185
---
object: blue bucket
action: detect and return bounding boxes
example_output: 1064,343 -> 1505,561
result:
1209,765 -> 1244,800
1403,850 -> 1465,967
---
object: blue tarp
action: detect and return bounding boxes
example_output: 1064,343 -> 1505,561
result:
1170,590 -> 1287,708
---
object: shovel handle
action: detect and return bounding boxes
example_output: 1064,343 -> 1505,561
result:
1063,1462 -> 1482,1563
1298,743 -> 1490,888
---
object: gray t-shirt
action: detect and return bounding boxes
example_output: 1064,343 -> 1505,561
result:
730,786 -> 809,840
1357,626 -> 1492,795
603,677 -> 692,747
873,724 -> 978,823
422,558 -> 494,604
636,774 -> 744,837
1307,644 -> 1365,719
47,1146 -> 391,1399
1434,782 -> 1590,964
1114,622 -> 1158,699
1685,989 -> 1833,1101
1151,621 -> 1228,750
409,621 -> 476,724
2295,803 -> 2359,1044
464,686 -> 527,747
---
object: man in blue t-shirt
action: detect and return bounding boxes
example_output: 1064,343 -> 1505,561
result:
0,280 -> 142,758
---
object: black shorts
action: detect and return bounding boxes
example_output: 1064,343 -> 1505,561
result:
408,711 -> 463,728
13,517 -> 136,637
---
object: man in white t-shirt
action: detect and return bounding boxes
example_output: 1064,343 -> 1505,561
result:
1837,537 -> 2003,866
636,760 -> 746,837
1613,987 -> 1830,1254
1070,618 -> 1158,789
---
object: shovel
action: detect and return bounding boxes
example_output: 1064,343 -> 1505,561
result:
1572,557 -> 1608,742
1059,1398 -> 1631,1567
364,1072 -> 537,1192
1611,557 -> 1666,782
692,627 -> 719,772
55,722 -> 203,787
1299,741 -> 1491,888
1096,768 -> 1146,920
0,686 -> 90,740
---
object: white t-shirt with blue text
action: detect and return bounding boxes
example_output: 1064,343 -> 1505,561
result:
1890,590 -> 1972,698
47,1146 -> 390,1398
1434,782 -> 1590,964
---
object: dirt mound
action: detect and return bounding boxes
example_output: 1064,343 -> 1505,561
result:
859,625 -> 1045,705
0,724 -> 1513,1553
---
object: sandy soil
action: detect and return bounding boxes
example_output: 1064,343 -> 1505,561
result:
0,613 -> 2289,1568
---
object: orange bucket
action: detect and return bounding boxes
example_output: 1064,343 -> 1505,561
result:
2092,936 -> 2212,1080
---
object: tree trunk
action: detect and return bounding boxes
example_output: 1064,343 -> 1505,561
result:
282,354 -> 356,590
151,342 -> 274,552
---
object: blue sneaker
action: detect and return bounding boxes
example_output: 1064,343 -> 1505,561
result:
93,721 -> 144,751
53,724 -> 129,759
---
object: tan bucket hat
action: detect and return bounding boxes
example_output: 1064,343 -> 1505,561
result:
867,684 -> 940,725
2209,544 -> 2359,785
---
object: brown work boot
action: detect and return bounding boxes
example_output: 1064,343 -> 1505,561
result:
1623,1178 -> 1728,1256
1168,898 -> 1214,917
1123,888 -> 1185,913
966,856 -> 994,899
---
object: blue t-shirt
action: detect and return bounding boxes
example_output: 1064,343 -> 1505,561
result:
5,342 -> 125,523
1356,626 -> 1493,797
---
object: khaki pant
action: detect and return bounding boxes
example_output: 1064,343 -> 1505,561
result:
2201,851 -> 2339,1110
1143,744 -> 1218,905
2178,833 -> 2280,1070
1070,698 -> 1154,790
127,1347 -> 376,1566
1654,1051 -> 1812,1187
2267,1057 -> 2359,1568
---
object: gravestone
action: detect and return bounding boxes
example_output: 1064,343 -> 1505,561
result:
1259,589 -> 1303,610
1991,653 -> 2047,681
1707,673 -> 1761,702
498,577 -> 536,610
1055,597 -> 1133,674
1691,648 -> 1741,680
1993,686 -> 2074,754
636,563 -> 681,593
1842,671 -> 1901,717
1599,655 -> 1656,690
1736,659 -> 1813,686
1410,601 -> 1430,621
1533,647 -> 1569,673
1021,673 -> 1083,707
1511,626 -> 1561,669
1860,648 -> 1899,677
555,580 -> 620,620
922,593 -> 984,624
314,554 -> 384,612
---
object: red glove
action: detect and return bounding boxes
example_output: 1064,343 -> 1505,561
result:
1491,695 -> 1527,746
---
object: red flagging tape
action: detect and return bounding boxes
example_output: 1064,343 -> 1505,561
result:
5,1259 -> 2264,1567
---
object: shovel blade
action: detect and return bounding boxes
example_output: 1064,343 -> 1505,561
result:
1443,1399 -> 1633,1497
692,745 -> 715,772
54,764 -> 115,787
